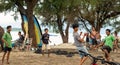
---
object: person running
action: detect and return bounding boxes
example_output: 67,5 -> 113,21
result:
41,28 -> 51,57
72,24 -> 88,65
113,31 -> 119,52
99,29 -> 115,61
2,26 -> 12,64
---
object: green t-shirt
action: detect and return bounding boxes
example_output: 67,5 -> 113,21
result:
104,35 -> 115,48
2,32 -> 12,48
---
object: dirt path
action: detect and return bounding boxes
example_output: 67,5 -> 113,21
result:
0,49 -> 119,65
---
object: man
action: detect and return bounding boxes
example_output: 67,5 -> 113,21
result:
100,29 -> 115,61
41,28 -> 50,57
2,26 -> 12,64
72,24 -> 88,65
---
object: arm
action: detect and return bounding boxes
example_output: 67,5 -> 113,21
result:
80,32 -> 82,36
2,38 -> 8,47
2,33 -> 8,47
78,33 -> 86,42
97,41 -> 104,48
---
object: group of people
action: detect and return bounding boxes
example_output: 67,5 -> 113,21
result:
72,23 -> 119,65
0,24 -> 119,65
0,25 -> 50,65
85,26 -> 119,52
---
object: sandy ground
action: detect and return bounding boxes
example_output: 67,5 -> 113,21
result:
0,48 -> 119,65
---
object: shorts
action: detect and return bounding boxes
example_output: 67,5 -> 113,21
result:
4,47 -> 12,52
77,46 -> 88,58
96,39 -> 101,44
101,46 -> 112,53
42,43 -> 50,51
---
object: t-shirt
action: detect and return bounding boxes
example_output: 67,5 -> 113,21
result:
2,32 -> 12,48
41,33 -> 49,44
73,32 -> 84,47
104,35 -> 115,49
18,35 -> 24,43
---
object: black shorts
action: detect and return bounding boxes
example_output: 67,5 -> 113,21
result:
91,38 -> 97,45
101,46 -> 112,53
4,47 -> 12,52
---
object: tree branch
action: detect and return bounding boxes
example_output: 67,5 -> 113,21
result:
32,0 -> 38,8
65,22 -> 70,37
104,12 -> 120,20
15,1 -> 26,14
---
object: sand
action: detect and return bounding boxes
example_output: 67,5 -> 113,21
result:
0,48 -> 119,65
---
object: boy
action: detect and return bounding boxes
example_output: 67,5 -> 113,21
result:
100,29 -> 115,61
41,28 -> 50,57
72,24 -> 88,65
2,26 -> 12,64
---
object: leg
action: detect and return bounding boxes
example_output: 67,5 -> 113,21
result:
47,45 -> 51,57
42,50 -> 45,56
48,50 -> 50,57
6,51 -> 11,64
103,49 -> 110,61
2,52 -> 7,64
78,46 -> 89,65
42,44 -> 45,56
80,56 -> 88,65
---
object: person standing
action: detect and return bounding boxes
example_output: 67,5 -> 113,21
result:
113,31 -> 119,52
90,27 -> 97,50
2,26 -> 12,64
72,24 -> 88,65
41,28 -> 50,57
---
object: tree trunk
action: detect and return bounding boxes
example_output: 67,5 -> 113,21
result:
26,1 -> 37,47
16,0 -> 38,47
57,15 -> 69,43
21,17 -> 26,35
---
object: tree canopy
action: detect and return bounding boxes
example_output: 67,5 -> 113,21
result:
0,0 -> 120,43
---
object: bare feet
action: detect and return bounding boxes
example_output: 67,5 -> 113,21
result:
7,62 -> 10,64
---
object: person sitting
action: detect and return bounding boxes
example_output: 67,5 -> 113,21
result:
16,31 -> 24,50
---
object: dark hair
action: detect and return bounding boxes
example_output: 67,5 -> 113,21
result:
114,31 -> 117,34
44,28 -> 48,31
18,31 -> 21,34
72,23 -> 79,29
7,26 -> 12,29
106,29 -> 111,32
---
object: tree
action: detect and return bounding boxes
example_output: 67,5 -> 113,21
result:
0,0 -> 38,47
35,0 -> 81,43
75,0 -> 120,32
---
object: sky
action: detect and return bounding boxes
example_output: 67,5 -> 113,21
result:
0,13 -> 22,28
